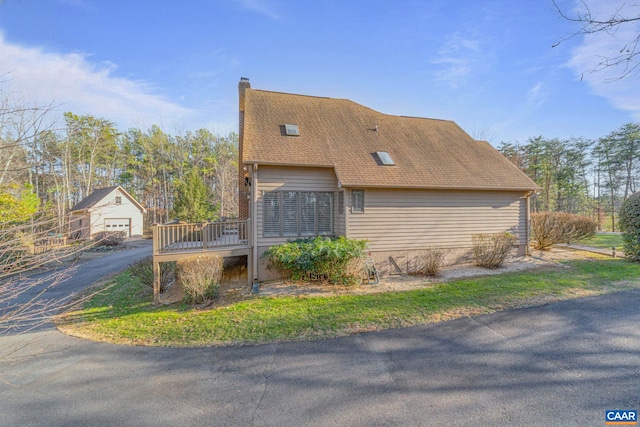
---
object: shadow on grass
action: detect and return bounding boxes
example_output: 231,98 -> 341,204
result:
54,258 -> 640,347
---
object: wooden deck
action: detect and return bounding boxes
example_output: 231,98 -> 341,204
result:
152,219 -> 252,304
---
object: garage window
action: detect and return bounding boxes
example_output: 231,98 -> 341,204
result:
115,196 -> 122,205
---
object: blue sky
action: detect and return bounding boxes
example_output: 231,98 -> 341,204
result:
1,0 -> 639,145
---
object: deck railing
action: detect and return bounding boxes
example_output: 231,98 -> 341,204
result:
152,219 -> 251,254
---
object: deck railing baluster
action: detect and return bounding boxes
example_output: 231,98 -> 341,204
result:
154,219 -> 251,255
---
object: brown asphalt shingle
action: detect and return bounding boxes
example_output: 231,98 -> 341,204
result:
70,186 -> 120,211
243,89 -> 539,191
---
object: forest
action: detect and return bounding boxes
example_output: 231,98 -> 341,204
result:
1,93 -> 238,234
2,90 -> 639,235
498,122 -> 640,231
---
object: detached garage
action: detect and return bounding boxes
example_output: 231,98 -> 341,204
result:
69,186 -> 146,239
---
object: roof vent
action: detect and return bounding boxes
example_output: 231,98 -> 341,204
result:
284,124 -> 299,136
375,151 -> 395,166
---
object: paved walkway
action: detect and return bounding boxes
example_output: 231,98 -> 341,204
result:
559,243 -> 625,258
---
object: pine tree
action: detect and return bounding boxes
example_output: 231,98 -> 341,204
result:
170,170 -> 215,223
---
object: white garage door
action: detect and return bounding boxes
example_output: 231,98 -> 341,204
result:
105,218 -> 131,236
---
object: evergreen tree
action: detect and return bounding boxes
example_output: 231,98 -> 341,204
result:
170,170 -> 215,223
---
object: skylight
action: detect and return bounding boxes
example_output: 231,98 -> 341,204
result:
376,151 -> 395,166
284,124 -> 299,136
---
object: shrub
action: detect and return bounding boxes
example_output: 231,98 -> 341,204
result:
93,231 -> 127,247
262,236 -> 367,285
620,192 -> 640,261
472,232 -> 517,268
128,256 -> 174,293
414,248 -> 447,277
176,254 -> 223,304
531,212 -> 597,250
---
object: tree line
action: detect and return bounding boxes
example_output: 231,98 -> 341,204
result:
1,93 -> 238,233
2,87 -> 639,234
498,122 -> 640,231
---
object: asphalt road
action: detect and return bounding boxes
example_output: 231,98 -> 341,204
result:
1,284 -> 638,426
1,238 -> 153,334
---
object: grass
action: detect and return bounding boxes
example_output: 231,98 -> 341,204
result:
57,254 -> 640,347
579,232 -> 624,249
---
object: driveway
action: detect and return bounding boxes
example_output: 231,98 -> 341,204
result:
1,286 -> 638,426
1,238 -> 152,334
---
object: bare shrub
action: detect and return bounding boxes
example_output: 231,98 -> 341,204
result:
128,256 -> 174,293
472,232 -> 517,268
531,212 -> 597,250
93,231 -> 127,247
176,254 -> 223,304
560,214 -> 597,244
415,248 -> 448,277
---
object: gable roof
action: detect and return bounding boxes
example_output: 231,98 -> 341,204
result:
70,186 -> 146,213
242,89 -> 539,191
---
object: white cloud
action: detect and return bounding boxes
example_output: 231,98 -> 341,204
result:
566,0 -> 640,120
526,82 -> 546,109
432,32 -> 484,89
232,0 -> 281,19
0,32 -> 197,130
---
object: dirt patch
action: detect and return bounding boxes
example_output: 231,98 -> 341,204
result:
160,256 -> 249,306
256,247 -> 595,298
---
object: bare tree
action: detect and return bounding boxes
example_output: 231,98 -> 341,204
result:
0,92 -> 88,338
553,0 -> 640,80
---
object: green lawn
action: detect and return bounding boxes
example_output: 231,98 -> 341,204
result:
57,255 -> 640,347
579,233 -> 624,249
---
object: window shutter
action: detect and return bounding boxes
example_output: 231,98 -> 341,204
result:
263,192 -> 280,237
317,192 -> 333,235
300,192 -> 316,236
282,191 -> 298,236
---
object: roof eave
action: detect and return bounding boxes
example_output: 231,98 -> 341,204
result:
243,159 -> 334,168
339,183 -> 541,192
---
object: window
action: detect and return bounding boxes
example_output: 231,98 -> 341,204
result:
317,193 -> 333,235
262,191 -> 333,237
338,191 -> 344,214
300,192 -> 316,236
284,124 -> 299,136
352,190 -> 364,212
263,192 -> 280,237
282,191 -> 298,236
115,196 -> 122,205
375,151 -> 395,166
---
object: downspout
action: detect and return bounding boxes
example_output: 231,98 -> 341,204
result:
252,164 -> 259,283
526,191 -> 532,256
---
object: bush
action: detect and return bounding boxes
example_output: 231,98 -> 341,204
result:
531,212 -> 597,250
472,232 -> 517,268
128,256 -> 174,293
262,236 -> 368,285
93,231 -> 127,247
414,248 -> 447,277
620,192 -> 640,261
176,254 -> 223,304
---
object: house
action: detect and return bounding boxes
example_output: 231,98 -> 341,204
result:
237,78 -> 540,280
69,186 -> 146,239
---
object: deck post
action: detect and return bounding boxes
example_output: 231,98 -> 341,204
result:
203,222 -> 209,250
153,259 -> 161,305
152,224 -> 159,254
247,218 -> 253,287
152,224 -> 161,305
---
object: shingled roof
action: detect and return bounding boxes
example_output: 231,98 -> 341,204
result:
242,89 -> 539,191
70,186 -> 146,212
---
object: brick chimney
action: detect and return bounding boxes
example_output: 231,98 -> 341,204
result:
238,77 -> 251,221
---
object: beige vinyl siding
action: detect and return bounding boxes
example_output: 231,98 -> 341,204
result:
256,165 -> 338,247
346,188 -> 527,252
